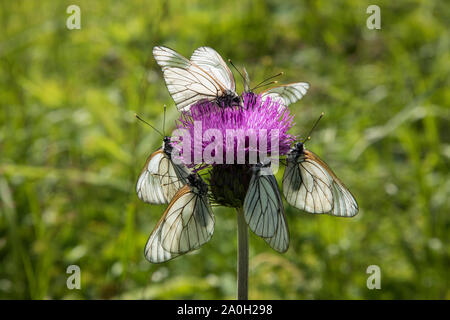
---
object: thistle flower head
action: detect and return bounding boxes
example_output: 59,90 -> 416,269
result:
172,93 -> 295,207
175,92 -> 295,166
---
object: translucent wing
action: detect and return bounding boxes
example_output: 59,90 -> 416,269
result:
283,149 -> 358,217
244,172 -> 279,238
152,46 -> 191,70
244,170 -> 286,245
190,46 -> 236,92
144,185 -> 215,263
153,46 -> 232,111
261,82 -> 310,107
136,149 -> 190,204
244,167 -> 289,252
262,204 -> 289,253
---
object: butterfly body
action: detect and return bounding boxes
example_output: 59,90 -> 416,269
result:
186,173 -> 209,196
162,136 -> 174,158
287,142 -> 305,161
216,89 -> 241,107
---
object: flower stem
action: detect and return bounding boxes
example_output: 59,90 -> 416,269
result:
236,207 -> 248,300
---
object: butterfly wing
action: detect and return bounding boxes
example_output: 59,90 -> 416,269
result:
136,149 -> 167,204
283,149 -> 358,217
243,168 -> 289,252
144,185 -> 215,263
261,82 -> 310,107
262,204 -> 289,253
136,149 -> 190,204
153,46 -> 230,111
190,46 -> 236,93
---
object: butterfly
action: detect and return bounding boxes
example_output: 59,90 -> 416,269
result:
144,173 -> 215,263
136,135 -> 191,204
234,64 -> 309,108
282,142 -> 359,217
153,46 -> 240,111
243,160 -> 289,253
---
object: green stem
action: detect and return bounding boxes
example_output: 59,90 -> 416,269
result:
236,207 -> 248,300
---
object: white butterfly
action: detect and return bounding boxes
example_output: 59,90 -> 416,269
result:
261,82 -> 310,108
241,67 -> 309,108
144,174 -> 215,263
243,161 -> 289,253
283,142 -> 359,217
153,46 -> 240,111
136,136 -> 190,204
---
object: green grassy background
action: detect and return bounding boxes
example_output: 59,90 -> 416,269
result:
0,0 -> 448,299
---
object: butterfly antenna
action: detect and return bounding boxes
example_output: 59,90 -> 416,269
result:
135,113 -> 164,137
302,112 -> 324,143
163,105 -> 167,136
252,80 -> 279,91
251,72 -> 283,92
228,59 -> 246,83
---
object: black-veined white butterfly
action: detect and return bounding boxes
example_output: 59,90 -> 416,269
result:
243,161 -> 289,253
282,142 -> 359,217
136,136 -> 191,204
144,173 -> 215,263
153,46 -> 240,111
135,113 -> 190,204
232,63 -> 309,108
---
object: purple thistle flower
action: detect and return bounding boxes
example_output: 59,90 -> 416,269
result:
171,92 -> 295,208
173,92 -> 295,167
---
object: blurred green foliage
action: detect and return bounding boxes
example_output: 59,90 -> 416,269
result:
0,0 -> 448,299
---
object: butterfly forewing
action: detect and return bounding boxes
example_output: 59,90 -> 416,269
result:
144,181 -> 215,263
283,155 -> 333,213
153,46 -> 236,111
136,150 -> 167,204
152,46 -> 191,70
136,149 -> 190,204
261,82 -> 310,107
244,166 -> 289,252
190,47 -> 236,93
244,173 -> 279,237
144,215 -> 180,263
158,153 -> 190,201
283,149 -> 358,217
